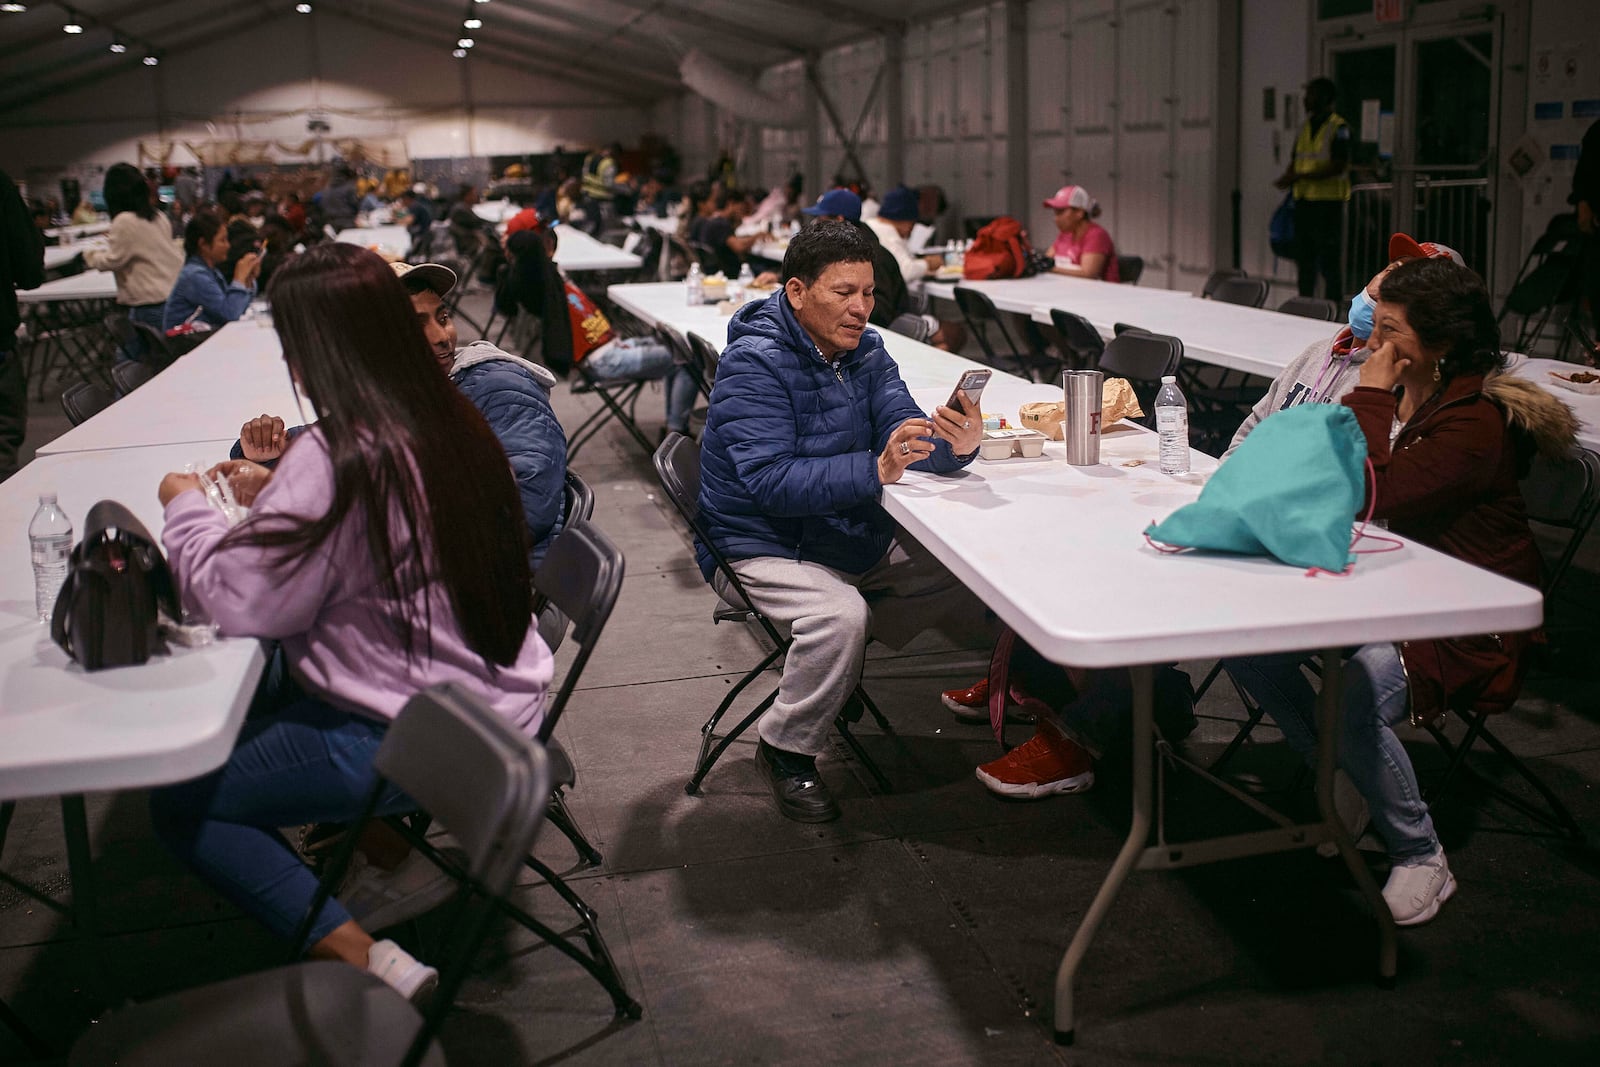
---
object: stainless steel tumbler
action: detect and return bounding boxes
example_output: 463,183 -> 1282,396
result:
1062,370 -> 1103,466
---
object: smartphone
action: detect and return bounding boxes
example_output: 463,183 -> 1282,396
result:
945,368 -> 991,413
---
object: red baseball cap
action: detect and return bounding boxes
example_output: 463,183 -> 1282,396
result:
505,208 -> 545,236
1388,233 -> 1465,266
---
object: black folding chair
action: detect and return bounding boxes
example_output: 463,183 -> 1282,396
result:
565,355 -> 658,461
652,433 -> 894,796
1498,228 -> 1583,356
70,684 -> 554,1067
1200,268 -> 1246,298
1096,328 -> 1182,425
1209,276 -> 1271,308
60,380 -> 114,425
1116,255 -> 1145,285
1048,308 -> 1107,372
1277,296 -> 1341,321
687,331 -> 722,388
655,322 -> 707,398
112,358 -> 155,395
1420,447 -> 1600,842
952,285 -> 1053,381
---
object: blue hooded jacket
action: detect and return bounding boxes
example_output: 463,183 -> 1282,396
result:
695,289 -> 970,580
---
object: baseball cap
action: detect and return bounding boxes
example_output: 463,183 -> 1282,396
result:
1043,185 -> 1094,211
1388,233 -> 1465,266
390,261 -> 457,297
878,185 -> 919,222
801,188 -> 863,220
504,208 -> 545,236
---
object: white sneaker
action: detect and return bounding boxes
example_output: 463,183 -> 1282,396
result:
1316,770 -> 1372,858
366,939 -> 439,1005
1382,848 -> 1457,926
339,847 -> 461,931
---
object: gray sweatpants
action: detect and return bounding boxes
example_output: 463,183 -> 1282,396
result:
719,532 -> 983,756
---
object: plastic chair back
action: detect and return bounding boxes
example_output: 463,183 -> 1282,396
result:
952,285 -> 1023,369
1048,308 -> 1106,368
1520,446 -> 1600,596
61,380 -> 114,425
530,519 -> 625,742
1200,268 -> 1246,298
1210,276 -> 1270,308
1097,329 -> 1183,419
563,469 -> 596,525
112,359 -> 155,394
1276,296 -> 1340,321
687,331 -> 721,386
1116,255 -> 1144,285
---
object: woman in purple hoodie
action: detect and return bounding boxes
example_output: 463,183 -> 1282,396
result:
149,243 -> 553,1002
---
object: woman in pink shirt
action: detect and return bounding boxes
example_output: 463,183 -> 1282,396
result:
149,243 -> 553,1002
1044,184 -> 1120,282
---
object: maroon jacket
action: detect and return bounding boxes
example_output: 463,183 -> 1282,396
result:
1343,373 -> 1574,724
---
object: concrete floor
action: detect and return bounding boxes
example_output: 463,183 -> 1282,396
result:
3,291 -> 1599,1065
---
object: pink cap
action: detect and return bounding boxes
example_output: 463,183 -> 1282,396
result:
1043,185 -> 1094,211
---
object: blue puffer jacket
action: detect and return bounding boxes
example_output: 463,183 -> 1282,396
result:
450,342 -> 568,568
696,289 -> 970,580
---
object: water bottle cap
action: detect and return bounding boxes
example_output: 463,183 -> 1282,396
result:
1160,375 -> 1176,384
38,492 -> 57,504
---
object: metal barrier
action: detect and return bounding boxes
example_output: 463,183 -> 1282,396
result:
1343,177 -> 1491,296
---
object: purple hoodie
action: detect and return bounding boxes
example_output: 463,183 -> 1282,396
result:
162,428 -> 552,735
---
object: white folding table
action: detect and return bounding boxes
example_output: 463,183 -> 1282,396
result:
335,224 -> 412,258
1514,360 -> 1600,452
35,322 -> 305,456
16,270 -> 118,304
555,226 -> 642,273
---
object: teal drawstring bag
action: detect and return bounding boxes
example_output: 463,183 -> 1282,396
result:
1145,403 -> 1369,573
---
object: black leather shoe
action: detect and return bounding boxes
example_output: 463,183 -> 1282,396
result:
757,741 -> 841,823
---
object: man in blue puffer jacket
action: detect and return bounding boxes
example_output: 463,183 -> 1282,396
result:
698,220 -> 984,823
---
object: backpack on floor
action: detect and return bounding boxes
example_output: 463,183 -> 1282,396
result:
963,217 -> 1047,281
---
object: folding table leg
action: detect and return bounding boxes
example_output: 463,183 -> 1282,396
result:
60,794 -> 117,1008
1311,648 -> 1397,984
1053,663 -> 1155,1045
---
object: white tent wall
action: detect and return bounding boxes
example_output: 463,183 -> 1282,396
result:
1234,0 -> 1311,286
0,13 -> 647,191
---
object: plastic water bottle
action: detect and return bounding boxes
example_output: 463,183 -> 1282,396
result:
1155,375 -> 1190,475
685,262 -> 703,306
736,262 -> 754,299
29,493 -> 73,623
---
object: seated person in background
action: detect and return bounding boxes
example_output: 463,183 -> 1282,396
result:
256,214 -> 296,288
31,203 -> 57,245
82,162 -> 184,360
221,218 -> 265,283
1043,185 -> 1119,282
236,260 -> 568,569
697,220 -> 985,823
152,243 -> 551,1003
496,216 -> 696,439
1225,257 -> 1575,926
71,198 -> 100,226
321,165 -> 360,232
746,173 -> 804,229
395,188 -> 433,254
690,187 -> 758,277
447,184 -> 489,256
163,211 -> 259,331
1224,233 -> 1465,458
866,184 -> 967,351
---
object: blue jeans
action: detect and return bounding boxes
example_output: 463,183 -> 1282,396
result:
149,666 -> 415,949
586,335 -> 697,433
1223,643 -> 1439,862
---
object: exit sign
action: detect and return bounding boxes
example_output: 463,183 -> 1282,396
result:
1375,0 -> 1403,21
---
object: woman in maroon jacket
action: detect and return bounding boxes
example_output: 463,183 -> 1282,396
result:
1226,257 -> 1577,927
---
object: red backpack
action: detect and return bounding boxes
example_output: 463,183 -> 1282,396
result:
963,216 -> 1042,280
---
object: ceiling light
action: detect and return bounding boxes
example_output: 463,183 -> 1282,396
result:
474,0 -> 490,5
0,4 -> 29,14
109,41 -> 127,53
452,48 -> 467,58
295,3 -> 311,12
456,37 -> 473,48
463,18 -> 481,29
63,21 -> 83,34
143,55 -> 159,66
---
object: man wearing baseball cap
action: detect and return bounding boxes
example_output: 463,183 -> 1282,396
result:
1042,185 -> 1119,282
865,184 -> 966,350
1221,232 -> 1464,457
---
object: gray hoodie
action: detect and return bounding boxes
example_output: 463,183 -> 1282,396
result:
1222,327 -> 1370,458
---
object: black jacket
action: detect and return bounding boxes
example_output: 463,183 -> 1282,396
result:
1570,118 -> 1600,212
1,166 -> 46,346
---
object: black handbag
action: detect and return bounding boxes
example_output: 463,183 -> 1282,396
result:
50,501 -> 179,671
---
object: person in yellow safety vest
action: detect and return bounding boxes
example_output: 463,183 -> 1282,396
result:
1276,77 -> 1351,301
578,142 -> 623,236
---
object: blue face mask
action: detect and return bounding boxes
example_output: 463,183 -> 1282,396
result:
1347,289 -> 1375,340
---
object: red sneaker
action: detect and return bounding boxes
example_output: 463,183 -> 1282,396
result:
975,723 -> 1095,799
940,676 -> 1036,725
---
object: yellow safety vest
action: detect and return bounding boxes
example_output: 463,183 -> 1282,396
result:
1292,113 -> 1351,202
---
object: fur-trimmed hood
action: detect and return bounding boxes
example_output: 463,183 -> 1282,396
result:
1483,371 -> 1581,460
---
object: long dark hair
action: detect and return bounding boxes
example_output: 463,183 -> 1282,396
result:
103,163 -> 156,221
240,243 -> 533,666
497,229 -> 573,375
1378,257 -> 1503,381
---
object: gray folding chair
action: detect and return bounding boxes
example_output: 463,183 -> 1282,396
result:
1048,308 -> 1107,371
60,380 -> 114,425
112,358 -> 155,395
1096,328 -> 1182,425
1209,276 -> 1271,308
952,285 -> 1054,381
1276,296 -> 1340,322
70,684 -> 553,1067
1115,255 -> 1145,285
1199,268 -> 1246,298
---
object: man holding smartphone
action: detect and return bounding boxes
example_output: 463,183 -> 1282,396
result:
696,220 -> 985,823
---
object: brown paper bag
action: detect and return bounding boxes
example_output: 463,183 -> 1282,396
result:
1018,378 -> 1145,441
